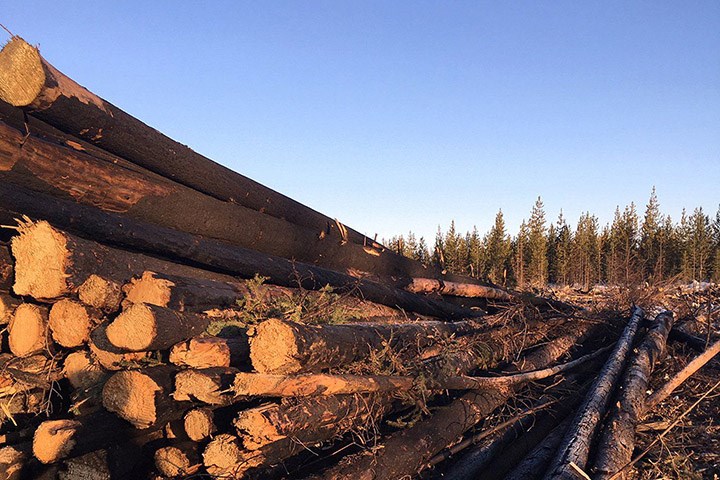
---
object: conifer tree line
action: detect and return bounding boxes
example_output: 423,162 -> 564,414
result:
385,188 -> 720,289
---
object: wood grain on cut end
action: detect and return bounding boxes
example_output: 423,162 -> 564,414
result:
106,303 -> 156,351
49,299 -> 94,347
63,350 -> 108,390
0,37 -> 45,107
11,221 -> 69,300
89,322 -> 149,370
249,318 -> 300,374
154,446 -> 192,477
33,419 -> 80,464
203,434 -> 243,479
123,271 -> 173,308
102,370 -> 162,429
184,408 -> 215,442
78,275 -> 123,313
0,444 -> 28,480
8,303 -> 48,356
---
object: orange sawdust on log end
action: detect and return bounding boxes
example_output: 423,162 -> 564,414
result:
249,318 -> 301,374
8,303 -> 47,357
184,408 -> 215,442
78,274 -> 122,313
0,37 -> 44,107
63,350 -> 107,390
202,434 -> 243,478
89,322 -> 149,371
102,370 -> 161,429
170,337 -> 232,369
154,446 -> 191,477
106,303 -> 157,351
49,299 -> 92,347
123,271 -> 174,308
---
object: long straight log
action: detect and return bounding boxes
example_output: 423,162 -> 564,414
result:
504,416 -> 574,480
313,320 -> 599,479
592,311 -> 674,479
543,306 -> 645,480
0,39 -> 380,243
249,317 -> 485,374
0,187 -> 477,319
105,303 -> 211,351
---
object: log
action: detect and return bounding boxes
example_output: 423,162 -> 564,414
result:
88,322 -> 149,371
0,189 -> 477,319
173,366 -> 241,406
30,411 -> 165,464
0,443 -> 29,480
202,434 -> 243,478
0,38 -> 372,246
646,338 -> 720,410
169,336 -> 250,369
249,317 -> 485,374
543,306 -> 645,480
0,115 -> 461,287
183,408 -> 216,442
592,311 -> 674,479
0,353 -> 60,397
105,303 -> 210,351
77,275 -> 123,314
48,299 -> 100,348
7,303 -> 50,357
102,365 -> 188,429
0,291 -> 21,325
0,244 -> 13,291
122,270 -> 246,312
504,417 -> 573,480
62,350 -> 108,390
153,442 -> 201,478
406,278 -> 515,301
311,320 -> 598,480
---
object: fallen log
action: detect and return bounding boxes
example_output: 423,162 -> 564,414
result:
77,275 -> 123,314
309,320 -> 598,479
48,299 -> 100,348
153,442 -> 201,478
0,353 -> 60,397
249,317 -> 484,374
592,311 -> 674,479
405,278 -> 514,301
102,365 -> 188,429
7,303 -> 50,357
543,306 -> 645,480
88,322 -> 149,371
62,350 -> 108,391
504,416 -> 573,480
0,38 -> 372,247
105,303 -> 211,351
173,366 -> 241,406
646,337 -> 720,410
0,443 -> 29,480
183,408 -> 216,442
169,336 -> 250,369
0,190 -> 477,319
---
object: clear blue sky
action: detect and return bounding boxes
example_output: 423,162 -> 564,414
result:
3,2 -> 719,242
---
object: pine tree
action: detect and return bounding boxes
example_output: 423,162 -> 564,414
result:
512,221 -> 529,287
573,213 -> 600,290
484,210 -> 511,285
550,211 -> 572,285
640,187 -> 663,282
443,221 -> 461,273
467,227 -> 483,278
712,205 -> 720,282
682,207 -> 712,281
433,226 -> 445,270
527,197 -> 548,286
416,236 -> 431,265
608,203 -> 639,285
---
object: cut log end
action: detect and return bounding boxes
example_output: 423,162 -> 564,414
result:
11,220 -> 69,299
0,444 -> 28,480
78,275 -> 122,313
123,271 -> 173,308
8,303 -> 48,357
203,434 -> 242,478
184,408 -> 215,442
170,337 -> 232,369
249,318 -> 300,374
154,446 -> 192,478
89,323 -> 149,370
0,37 -> 45,107
63,350 -> 107,390
32,419 -> 80,464
233,405 -> 282,450
102,370 -> 162,429
49,299 -> 93,347
106,303 -> 156,351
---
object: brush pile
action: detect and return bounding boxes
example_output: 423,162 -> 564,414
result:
0,37 -> 718,480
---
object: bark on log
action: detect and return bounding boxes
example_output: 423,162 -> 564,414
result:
7,303 -> 50,357
311,320 -> 598,480
88,322 -> 149,371
0,291 -> 21,325
543,306 -> 645,480
0,353 -> 60,397
48,299 -> 100,348
592,311 -> 674,480
62,350 -> 108,390
0,38 -> 373,246
0,188 -> 477,319
406,278 -> 515,301
102,365 -> 188,429
0,115 -> 470,288
646,338 -> 720,410
169,336 -> 250,369
504,417 -> 573,480
0,244 -> 13,291
105,303 -> 210,351
249,317 -> 485,374
173,366 -> 241,406
30,411 -> 165,464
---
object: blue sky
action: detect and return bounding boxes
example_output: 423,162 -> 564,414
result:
3,2 -> 719,242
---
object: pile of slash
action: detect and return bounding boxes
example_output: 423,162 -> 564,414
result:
0,37 -> 718,480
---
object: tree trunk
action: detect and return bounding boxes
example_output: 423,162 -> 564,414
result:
543,306 -> 645,480
312,320 -> 599,480
592,311 -> 674,479
504,416 -> 573,480
248,317 -> 485,374
169,336 -> 250,369
0,189 -> 477,320
105,303 -> 211,351
153,442 -> 201,477
102,365 -> 188,429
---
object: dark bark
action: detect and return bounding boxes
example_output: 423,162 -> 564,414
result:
504,416 -> 573,480
0,184 -> 477,319
0,244 -> 13,291
543,306 -> 645,480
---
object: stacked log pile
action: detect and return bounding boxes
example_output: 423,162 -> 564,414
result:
0,36 -> 718,480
